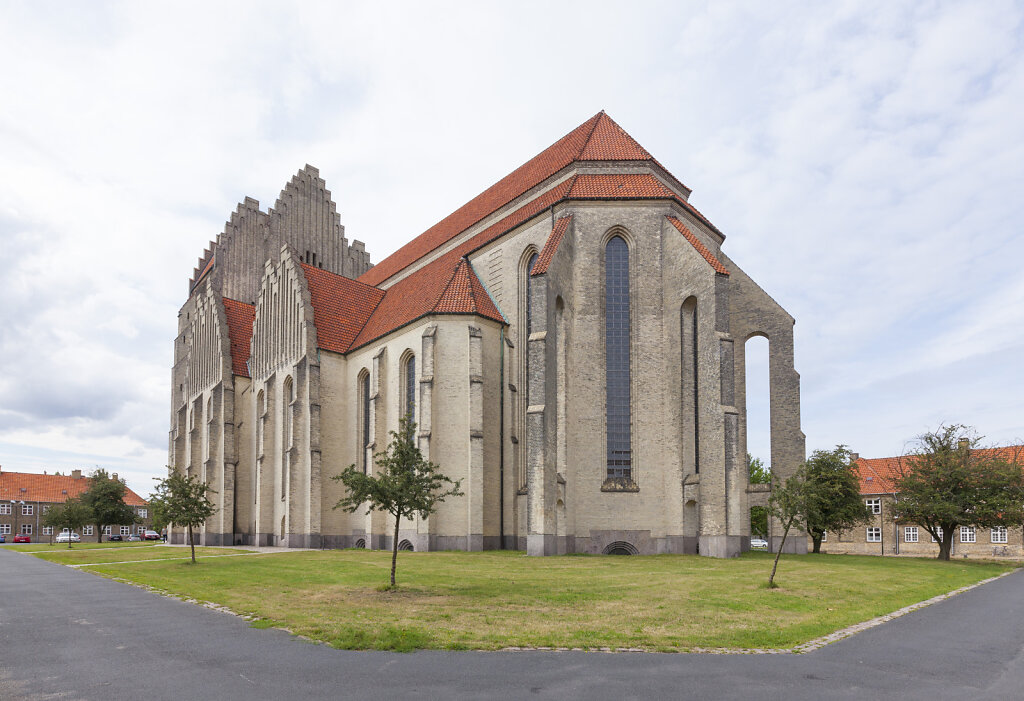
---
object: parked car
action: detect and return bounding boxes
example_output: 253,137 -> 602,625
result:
108,534 -> 123,542
13,534 -> 31,543
750,538 -> 769,550
55,532 -> 81,543
126,533 -> 142,542
143,530 -> 160,541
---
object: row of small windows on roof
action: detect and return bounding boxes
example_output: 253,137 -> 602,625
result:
303,250 -> 323,268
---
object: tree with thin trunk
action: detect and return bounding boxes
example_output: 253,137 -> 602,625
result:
80,468 -> 137,544
804,446 -> 872,553
891,425 -> 1024,561
766,464 -> 810,588
149,469 -> 217,563
41,498 -> 93,549
333,417 -> 462,588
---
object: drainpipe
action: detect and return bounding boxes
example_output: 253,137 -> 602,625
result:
498,327 -> 505,549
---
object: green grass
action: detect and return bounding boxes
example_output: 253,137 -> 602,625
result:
21,544 -> 253,565
2,541 -> 162,553
34,549 -> 1015,652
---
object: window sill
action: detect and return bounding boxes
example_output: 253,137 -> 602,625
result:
601,477 -> 639,493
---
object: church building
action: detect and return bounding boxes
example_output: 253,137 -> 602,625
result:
169,112 -> 805,557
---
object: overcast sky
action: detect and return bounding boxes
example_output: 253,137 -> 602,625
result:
1,1 -> 1022,496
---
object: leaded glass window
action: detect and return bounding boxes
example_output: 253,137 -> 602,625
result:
360,371 -> 370,473
525,253 -> 538,405
404,355 -> 416,424
605,236 -> 631,479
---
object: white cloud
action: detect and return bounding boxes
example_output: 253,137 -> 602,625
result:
1,1 -> 1023,496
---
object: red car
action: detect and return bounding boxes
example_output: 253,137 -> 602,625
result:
13,534 -> 31,543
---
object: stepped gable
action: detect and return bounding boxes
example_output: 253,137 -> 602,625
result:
665,216 -> 729,275
189,246 -> 215,292
0,471 -> 147,506
222,298 -> 255,377
532,215 -> 572,276
300,263 -> 385,354
269,165 -> 343,237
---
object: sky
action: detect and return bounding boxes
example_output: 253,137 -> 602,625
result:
1,0 -> 1022,496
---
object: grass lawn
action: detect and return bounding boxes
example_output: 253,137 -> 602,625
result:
26,544 -> 253,565
2,541 -> 163,553
47,549 -> 1016,652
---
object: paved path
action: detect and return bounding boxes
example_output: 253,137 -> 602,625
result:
1,548 -> 1021,700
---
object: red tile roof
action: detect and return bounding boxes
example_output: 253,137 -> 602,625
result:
855,446 -> 1024,495
222,298 -> 255,377
665,216 -> 730,275
0,471 -> 147,506
301,263 -> 385,354
532,216 -> 572,276
434,258 -> 506,321
359,111 -> 673,287
568,173 -> 676,199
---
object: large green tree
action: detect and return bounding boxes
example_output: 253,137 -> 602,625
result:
80,468 -> 137,543
41,498 -> 93,549
149,470 -> 217,563
891,425 -> 1024,561
333,417 -> 462,588
804,446 -> 871,553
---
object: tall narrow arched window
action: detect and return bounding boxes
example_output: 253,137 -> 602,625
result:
402,353 -> 416,427
605,236 -> 631,480
282,376 -> 294,500
358,370 -> 370,473
518,250 -> 539,491
681,298 -> 699,474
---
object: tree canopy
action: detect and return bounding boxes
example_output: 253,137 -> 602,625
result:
891,425 -> 1024,561
80,468 -> 137,543
333,417 -> 462,587
149,470 -> 217,563
41,498 -> 93,548
803,445 -> 871,553
748,454 -> 771,485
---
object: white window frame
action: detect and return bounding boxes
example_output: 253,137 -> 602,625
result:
931,527 -> 944,542
83,525 -> 94,536
992,526 -> 1008,544
138,508 -> 148,519
960,526 -> 976,543
866,527 -> 881,542
61,527 -> 70,533
120,526 -> 130,536
42,526 -> 53,535
821,531 -> 827,542
41,504 -> 50,513
904,526 -> 918,543
865,498 -> 881,514
103,525 -> 112,535
22,504 -> 33,516
20,524 -> 32,535
0,524 -> 10,534
0,504 -> 10,515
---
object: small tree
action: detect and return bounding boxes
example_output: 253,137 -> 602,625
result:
149,470 -> 217,563
804,446 -> 872,553
892,425 -> 1024,561
333,417 -> 462,588
766,465 -> 810,588
80,468 -> 137,544
42,498 -> 93,549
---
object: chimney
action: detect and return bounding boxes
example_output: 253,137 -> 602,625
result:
850,452 -> 860,463
112,473 -> 118,482
71,469 -> 82,479
958,438 -> 970,450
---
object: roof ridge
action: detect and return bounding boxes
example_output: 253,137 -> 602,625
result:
576,111 -> 605,160
432,257 -> 466,313
463,257 -> 480,312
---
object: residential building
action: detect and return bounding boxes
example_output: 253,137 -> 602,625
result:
0,468 -> 152,542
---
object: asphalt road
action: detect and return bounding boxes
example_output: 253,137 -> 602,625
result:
1,547 -> 1022,700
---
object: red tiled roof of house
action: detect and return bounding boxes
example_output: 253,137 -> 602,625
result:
222,298 -> 255,377
359,111 -> 672,287
301,263 -> 386,354
855,445 -> 1024,495
665,216 -> 730,275
532,215 -> 572,276
0,471 -> 147,506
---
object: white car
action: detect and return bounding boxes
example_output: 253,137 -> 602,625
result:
750,538 -> 769,550
55,532 -> 81,543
